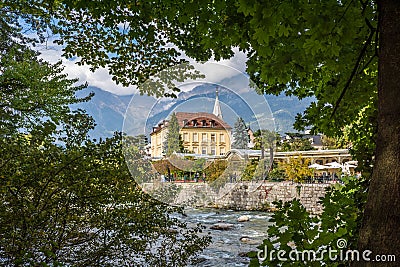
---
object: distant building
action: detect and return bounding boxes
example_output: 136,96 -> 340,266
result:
282,132 -> 323,150
150,89 -> 232,158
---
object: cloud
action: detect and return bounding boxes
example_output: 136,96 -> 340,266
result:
36,41 -> 248,96
36,43 -> 138,95
172,47 -> 248,92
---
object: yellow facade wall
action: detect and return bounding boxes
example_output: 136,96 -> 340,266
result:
150,127 -> 231,157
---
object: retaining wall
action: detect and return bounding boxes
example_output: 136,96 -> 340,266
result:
141,181 -> 332,213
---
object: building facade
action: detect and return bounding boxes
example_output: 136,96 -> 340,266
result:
150,88 -> 231,158
150,112 -> 231,158
150,112 -> 232,157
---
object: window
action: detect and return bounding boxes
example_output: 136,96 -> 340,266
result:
202,133 -> 207,142
193,147 -> 198,154
201,146 -> 207,155
202,120 -> 207,126
193,133 -> 198,142
211,133 -> 216,143
183,133 -> 189,142
157,135 -> 161,145
220,147 -> 225,155
211,146 -> 216,155
220,134 -> 225,143
193,120 -> 198,127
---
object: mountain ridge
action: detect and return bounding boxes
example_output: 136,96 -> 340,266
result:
75,86 -> 313,139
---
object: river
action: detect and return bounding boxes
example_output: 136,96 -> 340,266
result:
182,208 -> 273,267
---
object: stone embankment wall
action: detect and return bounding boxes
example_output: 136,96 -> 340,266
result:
142,181 -> 331,214
213,182 -> 330,214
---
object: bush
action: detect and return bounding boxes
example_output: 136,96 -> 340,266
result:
249,176 -> 367,266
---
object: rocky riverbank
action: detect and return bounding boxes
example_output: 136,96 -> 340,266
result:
183,208 -> 273,267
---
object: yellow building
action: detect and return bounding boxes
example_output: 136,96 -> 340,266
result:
150,112 -> 232,157
150,88 -> 231,157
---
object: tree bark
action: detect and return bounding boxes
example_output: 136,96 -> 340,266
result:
357,1 -> 400,265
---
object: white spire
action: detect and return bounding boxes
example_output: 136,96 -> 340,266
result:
213,87 -> 223,119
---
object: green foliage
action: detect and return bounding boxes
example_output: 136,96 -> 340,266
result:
280,138 -> 314,152
1,0 -> 205,97
0,116 -> 211,263
232,117 -> 249,149
280,155 -> 313,183
1,0 -> 377,168
150,156 -> 206,181
191,158 -> 206,173
254,130 -> 278,176
253,130 -> 279,150
204,160 -> 228,182
268,163 -> 285,181
164,112 -> 183,156
0,50 -> 89,137
241,159 -> 268,181
0,132 -> 211,266
0,15 -> 210,265
249,176 -> 367,266
241,160 -> 258,181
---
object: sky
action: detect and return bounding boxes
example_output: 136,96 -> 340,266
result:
36,41 -> 250,96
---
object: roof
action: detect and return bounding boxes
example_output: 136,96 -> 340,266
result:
175,112 -> 231,129
150,112 -> 231,135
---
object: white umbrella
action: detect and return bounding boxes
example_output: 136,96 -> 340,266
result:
344,164 -> 357,168
342,163 -> 357,175
325,162 -> 342,168
308,163 -> 327,169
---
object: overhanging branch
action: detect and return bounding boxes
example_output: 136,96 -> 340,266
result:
331,20 -> 375,118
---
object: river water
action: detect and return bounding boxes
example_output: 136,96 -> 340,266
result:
182,208 -> 273,267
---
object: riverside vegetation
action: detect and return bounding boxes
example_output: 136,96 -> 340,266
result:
2,1 -> 399,266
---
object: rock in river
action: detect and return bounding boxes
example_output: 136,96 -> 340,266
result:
239,236 -> 260,245
210,222 -> 234,230
237,215 -> 250,222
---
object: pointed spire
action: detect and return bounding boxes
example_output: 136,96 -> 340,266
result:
213,87 -> 223,119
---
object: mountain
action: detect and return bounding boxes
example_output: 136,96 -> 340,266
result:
73,87 -> 139,139
74,85 -> 314,139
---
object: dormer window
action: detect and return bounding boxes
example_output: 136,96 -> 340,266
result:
210,120 -> 215,127
183,119 -> 188,126
202,120 -> 207,126
193,120 -> 198,127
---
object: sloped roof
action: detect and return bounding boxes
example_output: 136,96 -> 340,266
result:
151,112 -> 232,135
175,112 -> 231,129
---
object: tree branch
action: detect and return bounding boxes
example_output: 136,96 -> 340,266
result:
331,21 -> 375,118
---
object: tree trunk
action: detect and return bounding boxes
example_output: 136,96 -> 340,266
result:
260,142 -> 265,159
357,1 -> 400,265
269,146 -> 274,172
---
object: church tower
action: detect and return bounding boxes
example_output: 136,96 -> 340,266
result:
213,87 -> 223,120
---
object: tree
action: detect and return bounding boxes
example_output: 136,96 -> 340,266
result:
5,0 -> 399,261
249,176 -> 367,266
280,155 -> 313,183
280,138 -> 314,152
1,133 -> 210,266
131,1 -> 395,260
232,117 -> 248,149
253,129 -> 279,172
164,112 -> 183,156
321,134 -> 348,149
0,13 -> 210,266
204,160 -> 228,182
